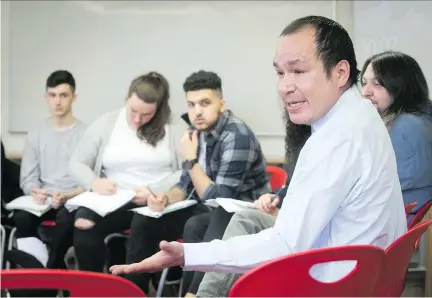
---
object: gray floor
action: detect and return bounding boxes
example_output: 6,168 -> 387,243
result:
403,273 -> 425,297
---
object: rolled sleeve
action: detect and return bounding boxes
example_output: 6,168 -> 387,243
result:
174,169 -> 190,194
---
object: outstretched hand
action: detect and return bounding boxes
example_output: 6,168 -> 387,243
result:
110,240 -> 185,275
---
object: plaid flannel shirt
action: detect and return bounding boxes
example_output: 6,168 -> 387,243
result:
175,110 -> 270,202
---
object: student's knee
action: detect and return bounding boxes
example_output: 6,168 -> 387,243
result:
12,211 -> 39,237
130,214 -> 154,235
74,218 -> 95,230
183,214 -> 207,242
231,209 -> 263,223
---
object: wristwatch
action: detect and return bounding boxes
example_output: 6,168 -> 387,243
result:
183,158 -> 198,170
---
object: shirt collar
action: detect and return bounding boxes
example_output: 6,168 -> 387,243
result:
311,87 -> 357,133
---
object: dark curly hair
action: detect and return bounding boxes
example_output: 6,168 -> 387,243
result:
183,70 -> 223,96
284,111 -> 311,176
127,71 -> 171,147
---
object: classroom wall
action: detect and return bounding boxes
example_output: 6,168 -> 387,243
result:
0,0 -> 354,160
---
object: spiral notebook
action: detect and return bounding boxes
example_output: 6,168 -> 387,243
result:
205,198 -> 256,213
65,189 -> 136,217
5,195 -> 53,217
130,199 -> 198,218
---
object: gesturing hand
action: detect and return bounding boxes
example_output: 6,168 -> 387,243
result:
110,240 -> 185,275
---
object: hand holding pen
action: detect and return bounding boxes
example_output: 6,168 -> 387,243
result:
255,185 -> 286,215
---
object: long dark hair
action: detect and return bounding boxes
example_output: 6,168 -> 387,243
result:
360,51 -> 432,129
284,111 -> 311,178
127,72 -> 171,146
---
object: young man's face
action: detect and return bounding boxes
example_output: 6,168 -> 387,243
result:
274,26 -> 350,125
45,83 -> 76,117
186,89 -> 225,131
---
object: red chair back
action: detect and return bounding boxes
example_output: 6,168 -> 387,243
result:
266,166 -> 288,191
376,219 -> 432,297
408,200 -> 432,230
0,269 -> 145,297
229,245 -> 385,297
404,202 -> 417,217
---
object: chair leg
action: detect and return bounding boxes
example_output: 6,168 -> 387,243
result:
156,268 -> 170,297
6,227 -> 17,269
178,276 -> 184,298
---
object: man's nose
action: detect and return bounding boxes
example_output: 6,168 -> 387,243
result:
195,105 -> 203,115
361,84 -> 372,97
279,74 -> 296,95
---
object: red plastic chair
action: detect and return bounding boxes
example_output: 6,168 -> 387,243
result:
0,268 -> 146,297
41,220 -> 56,227
266,166 -> 288,191
404,202 -> 417,218
375,219 -> 432,297
228,245 -> 386,297
408,200 -> 432,230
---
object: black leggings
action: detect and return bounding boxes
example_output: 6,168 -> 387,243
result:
11,209 -> 58,239
46,203 -> 137,272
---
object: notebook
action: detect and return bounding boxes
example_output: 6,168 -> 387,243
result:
205,198 -> 257,213
130,199 -> 198,218
65,189 -> 136,217
5,195 -> 53,217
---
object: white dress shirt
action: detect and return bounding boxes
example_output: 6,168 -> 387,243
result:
182,87 -> 407,282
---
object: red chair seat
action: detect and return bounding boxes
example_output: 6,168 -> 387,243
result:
229,245 -> 386,297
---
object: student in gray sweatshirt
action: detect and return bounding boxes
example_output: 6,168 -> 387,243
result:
12,70 -> 86,267
57,71 -> 185,273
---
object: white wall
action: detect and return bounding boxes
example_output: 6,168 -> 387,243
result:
1,0 -> 353,159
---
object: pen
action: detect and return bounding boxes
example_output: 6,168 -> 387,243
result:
147,187 -> 156,197
270,184 -> 286,203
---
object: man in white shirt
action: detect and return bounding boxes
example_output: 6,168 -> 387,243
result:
110,15 -> 407,289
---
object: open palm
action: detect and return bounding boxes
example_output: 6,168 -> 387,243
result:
110,241 -> 184,275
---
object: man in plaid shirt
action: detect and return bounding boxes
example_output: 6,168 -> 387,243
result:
123,70 -> 270,294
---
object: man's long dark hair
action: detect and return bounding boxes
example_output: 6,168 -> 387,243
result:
284,112 -> 311,177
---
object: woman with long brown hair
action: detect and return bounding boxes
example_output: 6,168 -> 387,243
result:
47,71 -> 185,272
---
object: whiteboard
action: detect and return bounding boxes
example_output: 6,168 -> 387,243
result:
4,1 -> 334,134
353,0 -> 432,93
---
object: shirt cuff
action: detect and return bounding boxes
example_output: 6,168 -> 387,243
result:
183,241 -> 229,272
201,182 -> 217,201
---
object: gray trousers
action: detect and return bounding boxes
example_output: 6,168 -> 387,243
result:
196,209 -> 276,297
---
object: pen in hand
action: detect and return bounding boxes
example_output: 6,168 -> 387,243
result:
270,184 -> 286,203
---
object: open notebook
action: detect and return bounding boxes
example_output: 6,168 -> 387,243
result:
5,195 -> 53,217
130,199 -> 198,218
205,198 -> 257,213
65,189 -> 136,217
